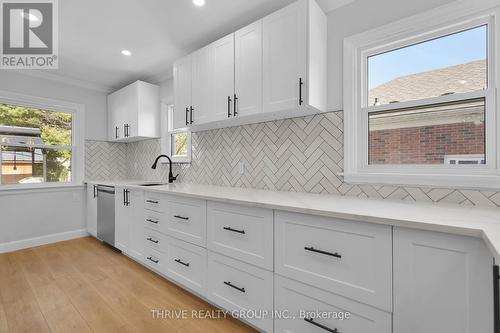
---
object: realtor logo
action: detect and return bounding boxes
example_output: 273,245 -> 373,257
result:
1,0 -> 58,68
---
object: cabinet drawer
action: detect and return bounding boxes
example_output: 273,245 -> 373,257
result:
144,210 -> 163,231
145,194 -> 163,212
275,211 -> 392,311
275,275 -> 392,333
207,251 -> 273,333
207,201 -> 273,270
163,195 -> 207,247
143,247 -> 164,272
165,236 -> 207,297
144,228 -> 165,252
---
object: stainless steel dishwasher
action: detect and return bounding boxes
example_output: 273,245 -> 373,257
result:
97,185 -> 115,247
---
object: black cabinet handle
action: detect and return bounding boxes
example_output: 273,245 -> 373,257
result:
304,246 -> 341,259
174,258 -> 190,267
115,126 -> 119,139
147,237 -> 159,244
224,281 -> 245,293
147,256 -> 159,264
190,106 -> 194,124
299,77 -> 304,105
494,265 -> 499,333
146,200 -> 159,204
174,215 -> 189,221
185,107 -> 189,126
93,185 -> 97,198
146,219 -> 159,224
123,189 -> 130,206
223,226 -> 245,234
234,94 -> 238,116
227,95 -> 232,117
304,318 -> 338,333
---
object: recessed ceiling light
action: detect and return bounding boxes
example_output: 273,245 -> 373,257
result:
121,50 -> 132,56
193,0 -> 205,7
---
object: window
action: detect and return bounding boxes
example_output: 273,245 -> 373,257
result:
344,3 -> 500,188
161,103 -> 191,163
0,92 -> 84,188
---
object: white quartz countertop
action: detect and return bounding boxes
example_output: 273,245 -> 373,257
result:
86,180 -> 500,261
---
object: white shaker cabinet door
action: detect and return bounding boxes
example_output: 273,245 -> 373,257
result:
213,33 -> 235,122
173,54 -> 192,130
86,184 -> 97,237
393,227 -> 493,333
191,45 -> 214,125
235,20 -> 262,117
262,0 -> 307,113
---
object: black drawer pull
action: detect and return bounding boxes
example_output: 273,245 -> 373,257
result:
147,256 -> 159,264
146,219 -> 159,224
304,246 -> 341,259
174,215 -> 189,221
174,258 -> 190,267
146,200 -> 159,204
147,237 -> 159,244
224,281 -> 245,293
304,318 -> 338,333
223,226 -> 245,234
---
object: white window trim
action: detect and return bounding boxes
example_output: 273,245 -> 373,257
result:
0,90 -> 85,190
343,0 -> 500,189
160,100 -> 191,164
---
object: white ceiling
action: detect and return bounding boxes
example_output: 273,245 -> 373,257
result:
34,0 -> 352,92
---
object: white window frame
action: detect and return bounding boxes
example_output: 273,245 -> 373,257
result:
0,90 -> 85,190
160,101 -> 191,164
343,0 -> 500,189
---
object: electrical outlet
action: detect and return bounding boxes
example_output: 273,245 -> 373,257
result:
238,162 -> 245,175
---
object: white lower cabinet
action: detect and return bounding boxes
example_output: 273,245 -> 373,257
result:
86,183 -> 97,237
116,191 -> 495,333
143,246 -> 164,272
275,275 -> 392,333
393,227 -> 493,333
207,201 -> 274,270
163,195 -> 207,247
275,211 -> 392,311
207,251 -> 274,332
164,236 -> 207,297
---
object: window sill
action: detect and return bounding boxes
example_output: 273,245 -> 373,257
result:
0,183 -> 84,194
344,172 -> 500,190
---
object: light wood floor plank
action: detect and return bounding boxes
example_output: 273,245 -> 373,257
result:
0,253 -> 51,333
0,301 -> 9,333
0,237 -> 258,333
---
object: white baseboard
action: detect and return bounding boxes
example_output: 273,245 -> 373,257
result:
0,229 -> 89,254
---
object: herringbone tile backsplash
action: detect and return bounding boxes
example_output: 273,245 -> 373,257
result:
86,111 -> 500,208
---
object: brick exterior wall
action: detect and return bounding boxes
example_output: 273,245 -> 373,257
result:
369,122 -> 485,164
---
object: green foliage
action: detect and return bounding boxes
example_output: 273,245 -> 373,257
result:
0,103 -> 72,182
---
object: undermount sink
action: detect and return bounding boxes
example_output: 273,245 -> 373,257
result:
138,183 -> 169,187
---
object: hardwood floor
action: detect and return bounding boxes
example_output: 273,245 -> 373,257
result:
0,237 -> 258,333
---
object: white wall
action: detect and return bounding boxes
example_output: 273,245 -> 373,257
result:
326,0 -> 455,111
0,71 -> 108,140
0,72 -> 106,250
0,187 -> 86,252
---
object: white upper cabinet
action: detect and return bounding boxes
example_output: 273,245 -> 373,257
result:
191,45 -> 215,126
213,33 -> 235,122
172,0 -> 326,132
173,54 -> 192,130
262,0 -> 307,113
107,80 -> 160,142
263,0 -> 326,115
235,20 -> 263,118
